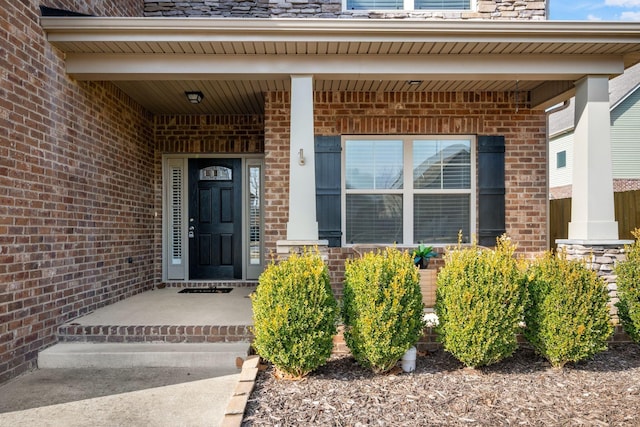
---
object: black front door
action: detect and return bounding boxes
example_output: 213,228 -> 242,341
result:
189,158 -> 242,280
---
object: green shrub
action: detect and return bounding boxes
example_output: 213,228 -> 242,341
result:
524,251 -> 613,368
342,247 -> 424,373
616,229 -> 640,343
435,236 -> 526,368
251,249 -> 338,379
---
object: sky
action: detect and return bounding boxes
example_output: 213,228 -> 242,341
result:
549,0 -> 640,21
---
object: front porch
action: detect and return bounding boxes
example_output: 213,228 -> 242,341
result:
37,285 -> 255,370
56,286 -> 255,344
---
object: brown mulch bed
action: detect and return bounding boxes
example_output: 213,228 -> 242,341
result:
242,344 -> 640,426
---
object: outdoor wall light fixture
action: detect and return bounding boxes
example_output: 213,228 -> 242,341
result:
407,80 -> 423,86
185,91 -> 204,104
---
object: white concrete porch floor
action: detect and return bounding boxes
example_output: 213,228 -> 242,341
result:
67,286 -> 254,326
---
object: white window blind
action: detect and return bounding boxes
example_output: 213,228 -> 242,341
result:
347,0 -> 403,10
346,0 -> 470,10
346,194 -> 403,243
170,166 -> 183,263
345,140 -> 403,190
414,194 -> 470,243
165,158 -> 187,281
413,140 -> 471,189
414,0 -> 471,9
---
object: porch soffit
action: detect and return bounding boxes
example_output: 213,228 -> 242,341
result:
41,17 -> 640,114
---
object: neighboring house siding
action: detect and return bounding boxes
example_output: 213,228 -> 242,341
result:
549,64 -> 640,198
1,2 -> 154,383
611,87 -> 640,179
549,132 -> 573,189
549,85 -> 640,199
144,0 -> 547,19
264,91 -> 548,292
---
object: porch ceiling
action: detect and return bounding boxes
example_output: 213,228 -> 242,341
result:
41,17 -> 640,114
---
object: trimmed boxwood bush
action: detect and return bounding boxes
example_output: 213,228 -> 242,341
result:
616,229 -> 640,343
251,249 -> 338,379
342,247 -> 424,373
435,236 -> 526,368
524,251 -> 613,368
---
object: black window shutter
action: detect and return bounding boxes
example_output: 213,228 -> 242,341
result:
477,136 -> 506,247
315,136 -> 342,247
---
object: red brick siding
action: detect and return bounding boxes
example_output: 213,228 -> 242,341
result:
551,179 -> 640,200
154,115 -> 264,154
1,2 -> 152,383
265,91 -> 548,289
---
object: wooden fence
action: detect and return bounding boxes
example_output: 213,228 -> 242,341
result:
549,189 -> 640,249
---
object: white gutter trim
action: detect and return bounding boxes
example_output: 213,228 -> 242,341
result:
547,100 -> 573,139
40,17 -> 640,42
611,83 -> 640,111
549,127 -> 576,140
550,83 -> 640,138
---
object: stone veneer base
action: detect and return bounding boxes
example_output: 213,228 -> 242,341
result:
556,239 -> 634,322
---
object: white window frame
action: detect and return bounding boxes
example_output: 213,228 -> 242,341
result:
342,0 -> 475,12
341,135 -> 476,246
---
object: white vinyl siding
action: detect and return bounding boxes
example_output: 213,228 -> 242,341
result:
549,132 -> 574,189
611,87 -> 640,179
550,86 -> 640,187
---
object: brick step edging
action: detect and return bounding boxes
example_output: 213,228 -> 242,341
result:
57,324 -> 253,343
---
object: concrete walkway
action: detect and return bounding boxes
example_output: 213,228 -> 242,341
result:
0,367 -> 239,426
0,287 -> 257,426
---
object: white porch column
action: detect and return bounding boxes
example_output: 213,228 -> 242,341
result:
567,75 -> 619,241
559,76 -> 632,325
286,75 -> 319,241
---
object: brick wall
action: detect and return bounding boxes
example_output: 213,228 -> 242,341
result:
144,0 -> 547,19
0,2 -> 152,383
153,115 -> 264,154
551,179 -> 640,200
264,91 -> 548,290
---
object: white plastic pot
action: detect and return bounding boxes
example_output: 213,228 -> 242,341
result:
401,346 -> 417,373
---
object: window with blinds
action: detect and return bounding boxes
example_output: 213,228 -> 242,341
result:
346,0 -> 471,10
344,136 -> 474,245
415,0 -> 471,9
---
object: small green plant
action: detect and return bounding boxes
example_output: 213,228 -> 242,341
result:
251,248 -> 338,379
412,244 -> 437,269
342,247 -> 424,373
616,229 -> 640,343
435,235 -> 526,368
523,251 -> 613,369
